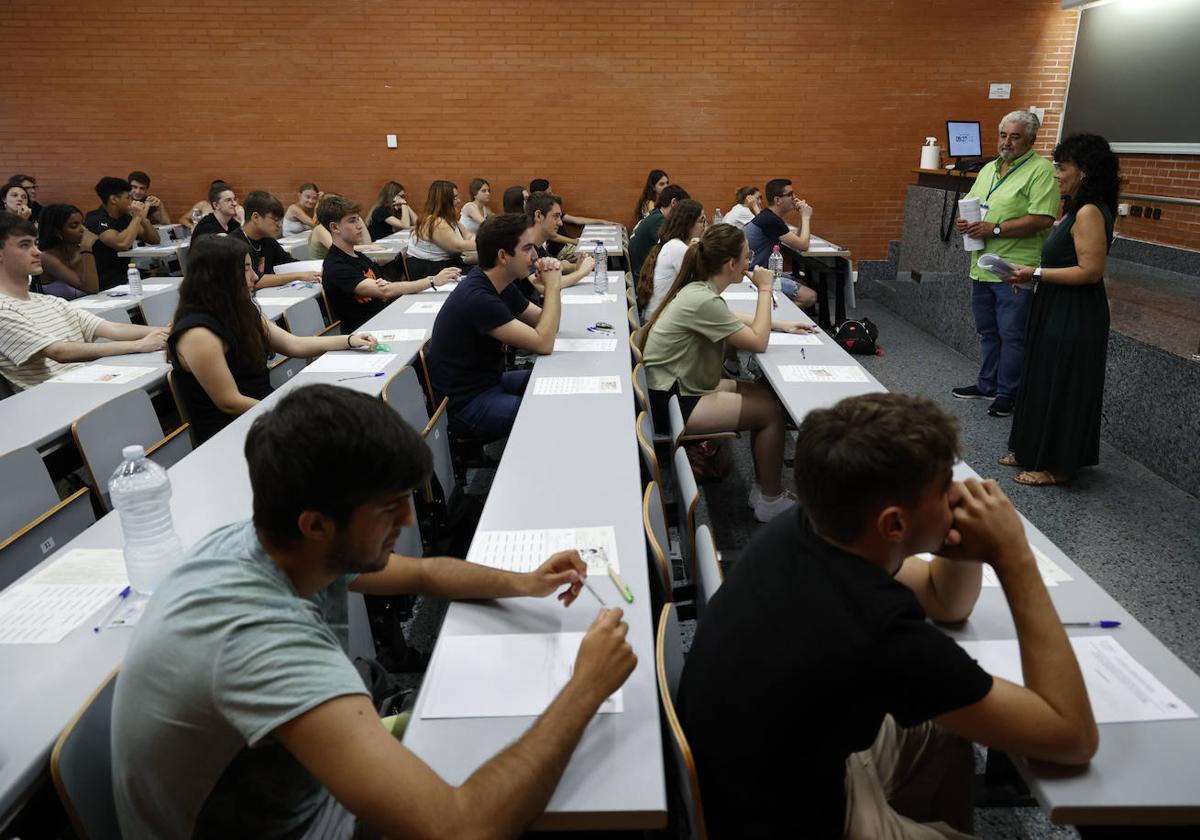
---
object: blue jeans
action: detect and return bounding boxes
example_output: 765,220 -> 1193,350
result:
971,279 -> 1031,398
449,370 -> 531,439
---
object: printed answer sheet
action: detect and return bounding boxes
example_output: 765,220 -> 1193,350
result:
406,301 -> 444,314
305,353 -> 395,374
420,632 -> 623,719
554,338 -> 618,352
47,365 -> 158,385
777,365 -> 869,383
366,329 -> 426,343
769,333 -> 822,346
958,636 -> 1196,724
532,376 -> 622,396
0,549 -> 129,644
467,526 -> 619,575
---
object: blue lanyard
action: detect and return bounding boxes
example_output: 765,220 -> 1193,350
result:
986,155 -> 1030,201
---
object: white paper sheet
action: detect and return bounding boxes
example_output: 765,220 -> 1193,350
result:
71,298 -> 129,311
0,549 -> 129,644
273,260 -> 324,274
915,545 -> 1072,588
554,338 -> 617,352
467,526 -> 619,575
769,332 -> 822,346
305,352 -> 395,374
777,365 -> 869,383
958,636 -> 1196,724
533,376 -> 622,396
104,283 -> 174,294
420,632 -> 623,719
104,593 -> 150,629
406,301 -> 444,314
562,294 -> 619,304
721,292 -> 760,300
366,329 -> 426,343
46,364 -> 158,385
255,295 -> 309,307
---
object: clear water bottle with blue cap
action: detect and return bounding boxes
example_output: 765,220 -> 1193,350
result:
592,239 -> 608,295
109,445 -> 185,594
768,245 -> 784,296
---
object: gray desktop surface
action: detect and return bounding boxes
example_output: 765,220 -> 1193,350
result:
726,285 -> 1200,825
403,281 -> 668,830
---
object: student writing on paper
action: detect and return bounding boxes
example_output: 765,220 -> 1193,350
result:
428,213 -> 564,438
519,191 -> 596,303
636,198 -> 705,319
678,394 -> 1097,838
167,236 -> 377,443
318,195 -> 457,334
112,384 -> 637,839
641,224 -> 812,522
0,214 -> 167,391
283,182 -> 320,235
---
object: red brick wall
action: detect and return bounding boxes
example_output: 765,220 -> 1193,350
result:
1,1 -> 1195,259
1113,155 -> 1200,252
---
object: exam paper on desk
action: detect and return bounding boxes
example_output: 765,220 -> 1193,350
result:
406,300 -> 444,314
769,332 -> 822,346
366,328 -> 426,343
958,636 -> 1196,724
777,365 -> 869,383
46,364 -> 159,385
553,338 -> 618,352
0,548 -> 128,644
467,526 -> 619,575
532,376 -> 622,396
305,352 -> 396,374
914,544 -> 1071,588
420,632 -> 623,719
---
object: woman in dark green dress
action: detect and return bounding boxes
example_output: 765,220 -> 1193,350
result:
1000,134 -> 1119,486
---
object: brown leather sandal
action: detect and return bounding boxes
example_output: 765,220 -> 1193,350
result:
998,453 -> 1022,467
1014,470 -> 1072,487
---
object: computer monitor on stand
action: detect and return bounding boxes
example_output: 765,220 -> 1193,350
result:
946,120 -> 987,172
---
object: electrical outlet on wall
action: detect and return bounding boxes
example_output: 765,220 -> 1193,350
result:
1118,203 -> 1131,216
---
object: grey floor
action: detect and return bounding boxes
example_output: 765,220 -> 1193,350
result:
397,297 -> 1199,838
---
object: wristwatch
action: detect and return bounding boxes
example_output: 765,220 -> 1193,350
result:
992,223 -> 1002,237
1033,266 -> 1043,281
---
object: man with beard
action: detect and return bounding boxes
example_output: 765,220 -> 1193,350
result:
112,384 -> 635,838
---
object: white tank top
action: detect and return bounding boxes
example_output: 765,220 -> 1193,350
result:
407,220 -> 462,261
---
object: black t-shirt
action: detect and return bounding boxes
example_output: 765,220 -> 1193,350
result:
512,244 -> 548,306
321,245 -> 387,333
677,509 -> 993,838
746,207 -> 790,268
231,228 -> 294,278
29,201 -> 43,225
84,207 -> 136,291
367,205 -> 396,242
167,311 -> 272,445
428,267 -> 530,409
191,212 -> 241,243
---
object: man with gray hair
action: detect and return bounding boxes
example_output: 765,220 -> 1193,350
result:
953,110 -> 1059,418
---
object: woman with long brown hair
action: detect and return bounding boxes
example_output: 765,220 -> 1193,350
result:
636,198 -> 705,318
642,224 -> 814,521
168,236 -> 376,443
367,180 -> 418,240
407,180 -> 476,278
632,169 -> 669,228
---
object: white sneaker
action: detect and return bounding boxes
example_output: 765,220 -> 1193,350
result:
748,484 -> 762,510
754,490 -> 797,522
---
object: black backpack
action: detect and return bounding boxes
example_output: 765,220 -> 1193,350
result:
833,317 -> 881,356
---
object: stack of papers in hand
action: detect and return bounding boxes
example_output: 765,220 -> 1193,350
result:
977,253 -> 1016,278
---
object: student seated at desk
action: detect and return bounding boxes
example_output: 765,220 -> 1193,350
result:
127,170 -> 171,225
502,184 -> 528,214
191,183 -> 242,242
2,182 -> 33,223
168,236 -> 377,444
319,195 -> 457,334
458,177 -> 493,236
366,180 -> 417,241
635,198 -> 704,319
112,383 -> 635,839
678,393 -> 1098,838
83,176 -> 161,292
231,191 -> 322,290
283,182 -> 320,235
308,193 -> 371,261
518,190 -> 596,302
0,213 -> 167,391
527,176 -> 615,257
629,184 -> 689,283
631,168 -> 669,228
642,224 -> 813,522
34,204 -> 99,299
723,185 -> 761,230
178,179 -> 245,231
745,177 -> 819,308
7,174 -> 41,223
406,180 -> 476,279
428,213 -> 564,439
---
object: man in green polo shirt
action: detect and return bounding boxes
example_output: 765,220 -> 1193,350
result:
953,110 -> 1059,417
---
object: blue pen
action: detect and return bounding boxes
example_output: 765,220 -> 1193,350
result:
1063,620 -> 1121,629
94,585 -> 132,633
338,371 -> 385,382
801,347 -> 806,359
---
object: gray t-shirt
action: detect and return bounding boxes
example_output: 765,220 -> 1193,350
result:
112,519 -> 369,839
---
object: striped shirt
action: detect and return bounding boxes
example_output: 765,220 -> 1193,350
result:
0,292 -> 105,390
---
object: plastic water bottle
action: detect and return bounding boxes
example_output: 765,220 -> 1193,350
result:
713,208 -> 724,225
592,240 -> 608,295
109,445 -> 185,595
190,207 -> 203,232
768,245 -> 784,295
126,262 -> 143,297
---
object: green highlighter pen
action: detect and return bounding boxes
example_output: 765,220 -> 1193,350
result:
607,564 -> 634,604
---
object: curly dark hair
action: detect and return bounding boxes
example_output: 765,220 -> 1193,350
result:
1053,134 -> 1120,217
